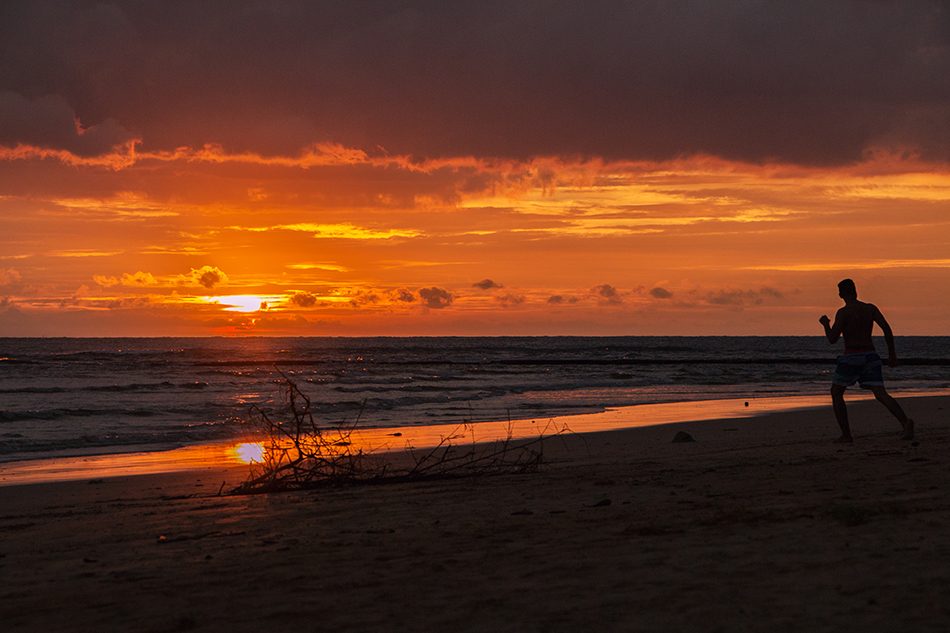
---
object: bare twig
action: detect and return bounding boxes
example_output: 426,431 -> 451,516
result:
231,376 -> 568,494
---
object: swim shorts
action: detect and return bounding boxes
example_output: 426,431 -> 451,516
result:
832,351 -> 884,388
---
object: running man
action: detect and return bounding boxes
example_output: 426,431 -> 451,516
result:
819,279 -> 914,443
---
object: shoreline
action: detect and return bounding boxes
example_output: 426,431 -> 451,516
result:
2,393 -> 949,631
1,389 -> 945,487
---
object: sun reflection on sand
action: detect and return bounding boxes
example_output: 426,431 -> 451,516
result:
232,442 -> 266,464
3,391 -> 939,487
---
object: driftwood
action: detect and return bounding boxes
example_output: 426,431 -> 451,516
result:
232,376 -> 567,494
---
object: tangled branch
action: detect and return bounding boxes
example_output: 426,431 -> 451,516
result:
232,377 -> 568,494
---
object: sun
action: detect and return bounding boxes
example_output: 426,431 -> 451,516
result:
210,295 -> 271,312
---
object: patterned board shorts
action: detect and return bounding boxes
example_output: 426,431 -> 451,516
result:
832,351 -> 884,388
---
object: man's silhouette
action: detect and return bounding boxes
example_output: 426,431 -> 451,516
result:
819,279 -> 914,443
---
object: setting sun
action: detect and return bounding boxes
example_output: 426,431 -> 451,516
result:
212,296 -> 273,313
2,2 -> 949,339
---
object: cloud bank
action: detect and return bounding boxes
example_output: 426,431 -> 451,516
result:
3,1 -> 949,164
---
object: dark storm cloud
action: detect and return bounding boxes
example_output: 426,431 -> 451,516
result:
0,91 -> 135,156
650,287 -> 672,299
2,1 -> 949,164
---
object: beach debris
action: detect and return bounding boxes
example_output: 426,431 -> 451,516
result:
671,431 -> 695,443
232,375 -> 570,494
585,498 -> 612,508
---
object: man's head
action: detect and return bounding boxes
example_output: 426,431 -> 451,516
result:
838,278 -> 857,300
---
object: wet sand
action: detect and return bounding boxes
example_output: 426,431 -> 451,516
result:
2,394 -> 949,632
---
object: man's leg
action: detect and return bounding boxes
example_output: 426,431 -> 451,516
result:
870,386 -> 914,440
831,384 -> 852,442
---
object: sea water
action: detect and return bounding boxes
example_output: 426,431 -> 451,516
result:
2,336 -> 949,463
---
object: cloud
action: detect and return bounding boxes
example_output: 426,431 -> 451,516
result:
349,291 -> 381,307
418,287 -> 453,309
0,268 -> 21,286
186,266 -> 228,289
591,283 -> 623,306
123,271 -> 159,286
0,92 -> 137,157
240,223 -> 420,240
4,3 -> 950,165
389,287 -> 416,303
495,293 -> 526,308
106,297 -> 151,310
650,287 -> 673,299
473,278 -> 502,290
93,271 -> 158,287
701,286 -> 787,306
289,291 -> 318,308
94,266 -> 228,289
93,275 -> 119,287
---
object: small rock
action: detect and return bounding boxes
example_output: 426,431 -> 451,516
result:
672,431 -> 695,443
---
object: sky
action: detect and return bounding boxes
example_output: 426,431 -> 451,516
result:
1,0 -> 949,337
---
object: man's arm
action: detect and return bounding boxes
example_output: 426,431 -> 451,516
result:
819,309 -> 843,344
873,305 -> 899,366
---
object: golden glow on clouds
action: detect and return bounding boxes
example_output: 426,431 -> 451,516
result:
53,193 -> 178,218
237,223 -> 421,240
2,143 -> 950,335
742,260 -> 950,271
286,263 -> 351,272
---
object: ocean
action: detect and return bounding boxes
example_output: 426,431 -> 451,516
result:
2,336 -> 949,464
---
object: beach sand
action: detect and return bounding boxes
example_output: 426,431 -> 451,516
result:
2,394 -> 950,632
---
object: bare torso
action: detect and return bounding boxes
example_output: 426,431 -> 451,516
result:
833,300 -> 880,351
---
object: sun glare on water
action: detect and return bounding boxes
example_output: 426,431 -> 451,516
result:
233,442 -> 266,464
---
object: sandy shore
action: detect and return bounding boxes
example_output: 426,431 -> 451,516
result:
2,394 -> 950,632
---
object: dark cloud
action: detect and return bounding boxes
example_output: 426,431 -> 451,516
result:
0,91 -> 136,156
390,287 -> 416,303
349,291 -> 381,307
547,295 -> 564,304
290,291 -> 318,308
650,287 -> 672,299
418,286 -> 453,309
703,286 -> 786,306
495,293 -> 525,307
3,1 -> 949,164
473,278 -> 502,290
592,283 -> 622,306
194,266 -> 225,289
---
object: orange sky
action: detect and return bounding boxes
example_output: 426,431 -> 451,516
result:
2,2 -> 949,336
